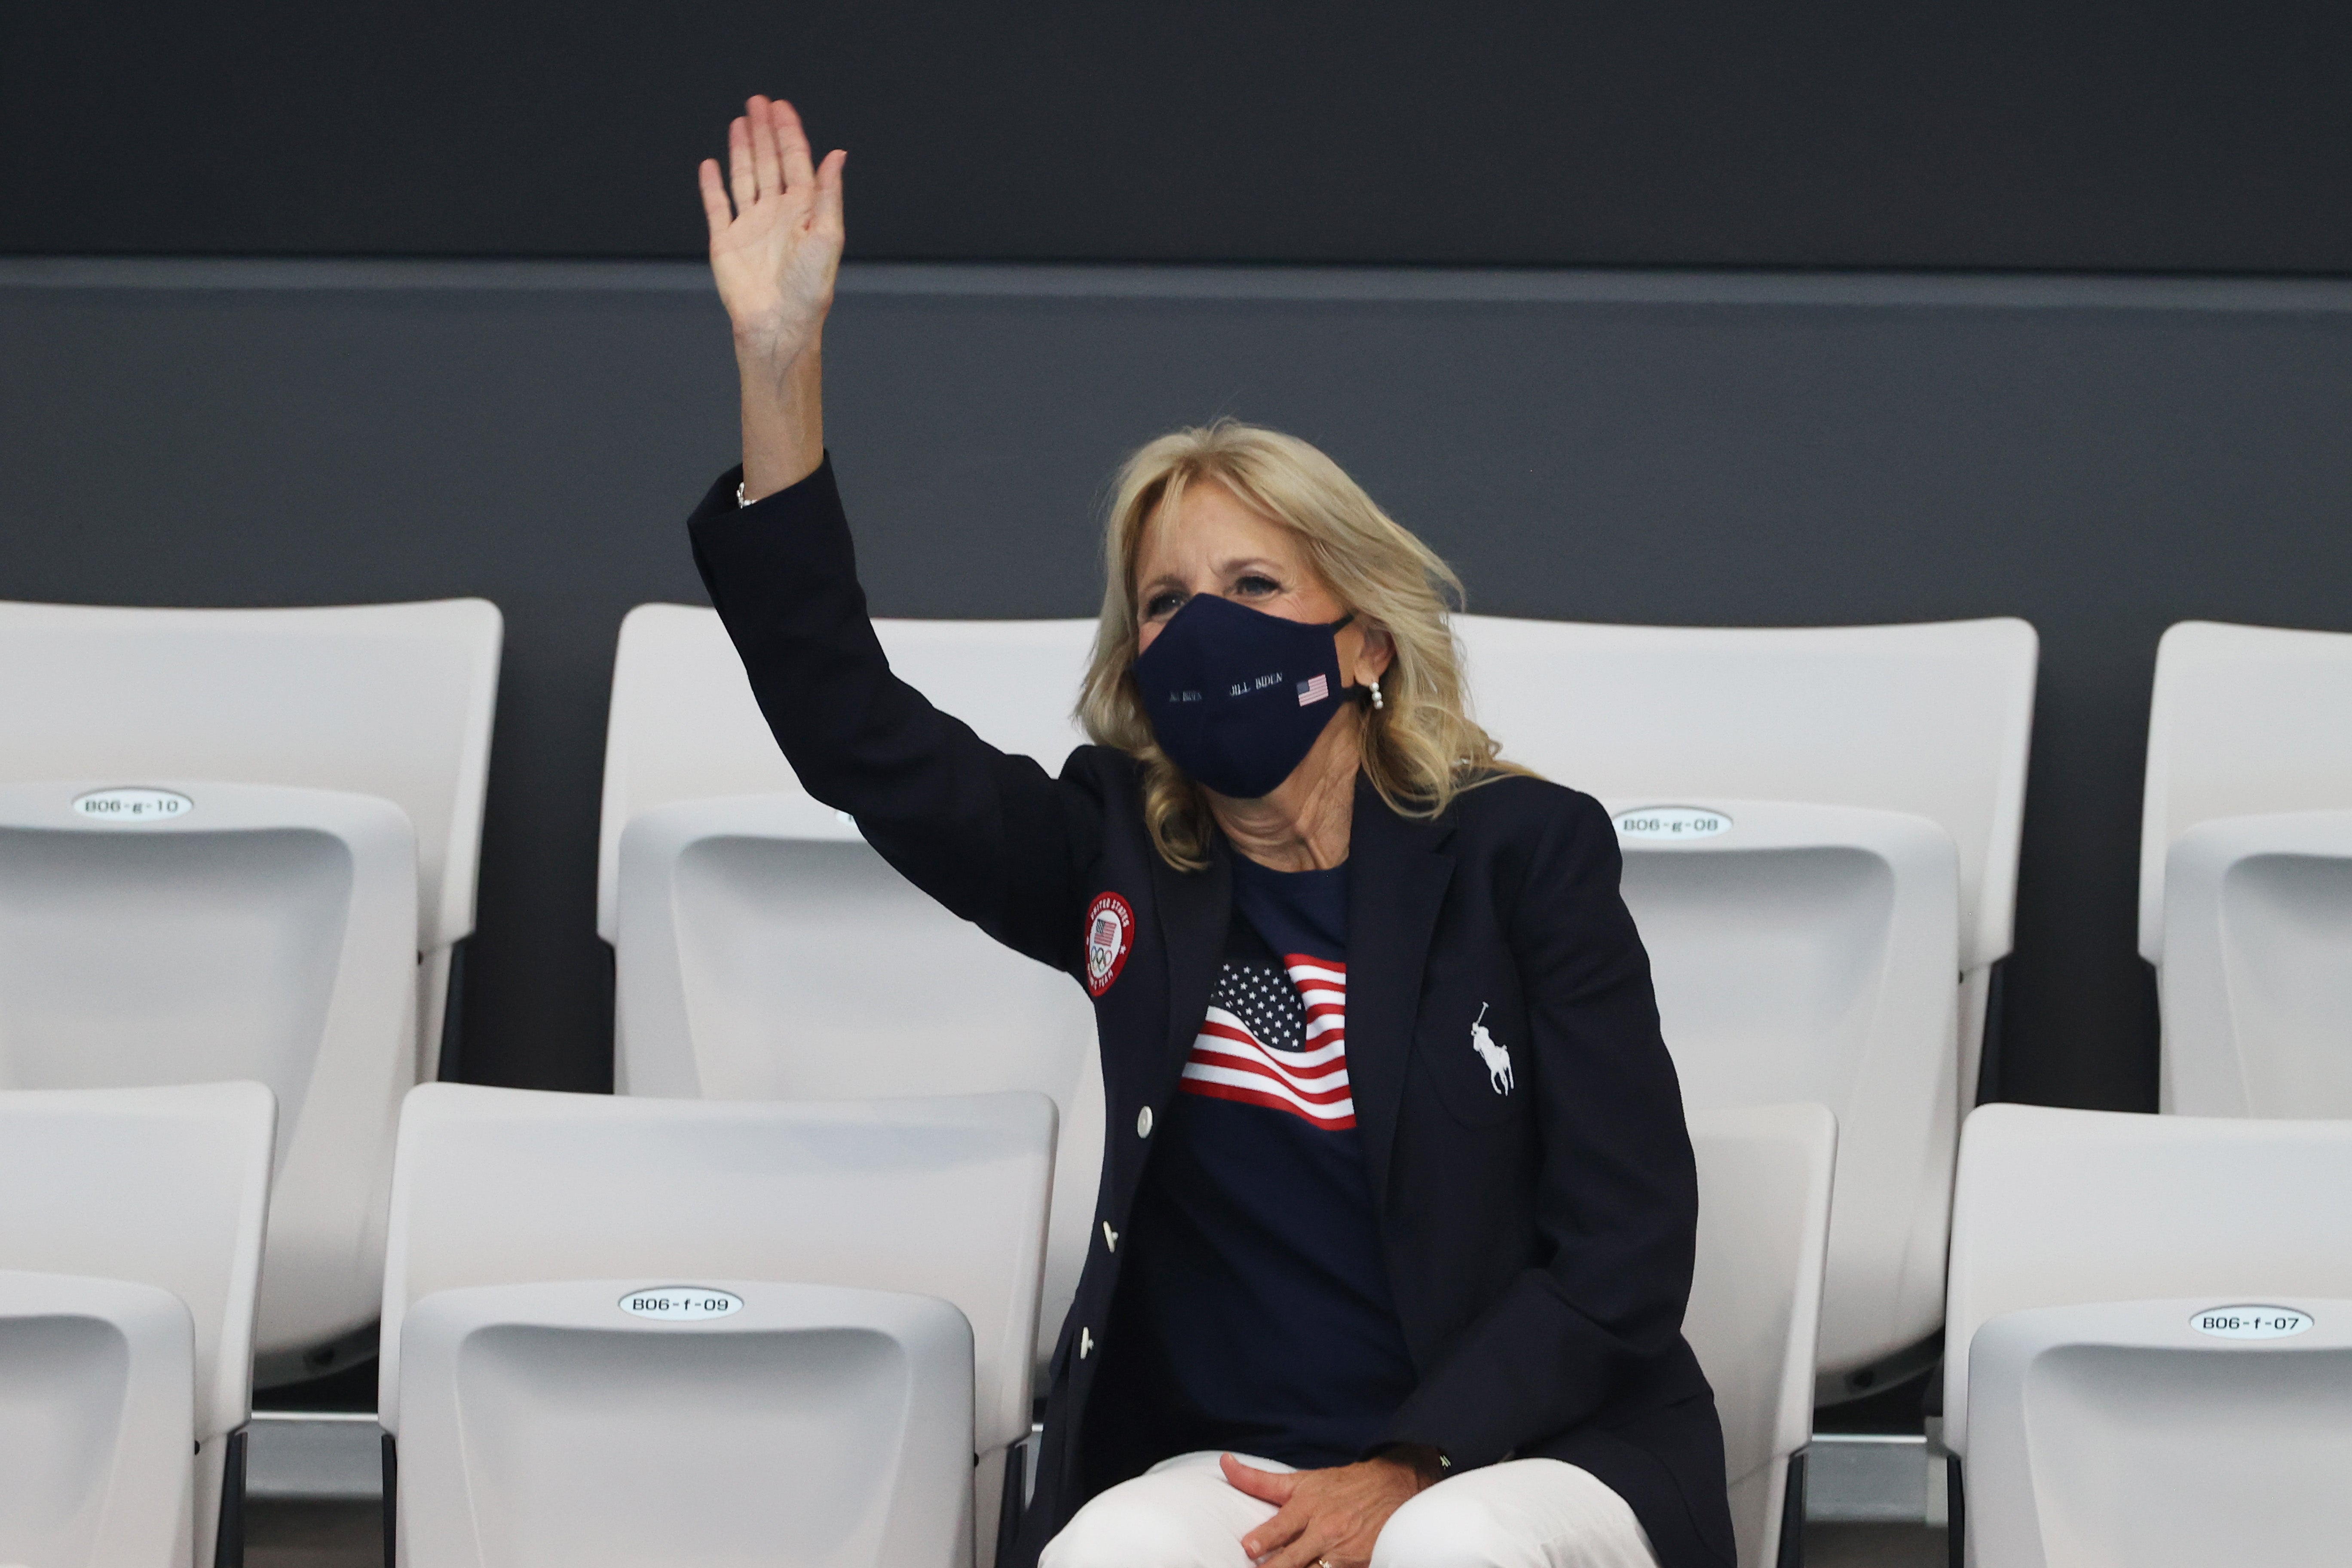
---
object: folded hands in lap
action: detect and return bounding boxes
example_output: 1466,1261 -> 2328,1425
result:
1225,1449 -> 1441,1568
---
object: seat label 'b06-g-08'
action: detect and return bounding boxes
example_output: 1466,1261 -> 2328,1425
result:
1613,806 -> 1732,841
2191,1305 -> 2312,1340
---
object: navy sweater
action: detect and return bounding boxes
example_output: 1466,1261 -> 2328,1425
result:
1113,856 -> 1420,1470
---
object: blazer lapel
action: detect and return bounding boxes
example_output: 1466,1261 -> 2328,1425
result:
1345,775 -> 1456,1207
1148,834 -> 1232,1102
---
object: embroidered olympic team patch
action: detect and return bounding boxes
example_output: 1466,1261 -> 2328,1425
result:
1084,892 -> 1136,997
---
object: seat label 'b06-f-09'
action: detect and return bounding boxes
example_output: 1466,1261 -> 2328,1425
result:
620,1288 -> 744,1321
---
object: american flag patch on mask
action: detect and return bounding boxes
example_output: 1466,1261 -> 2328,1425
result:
1296,674 -> 1329,705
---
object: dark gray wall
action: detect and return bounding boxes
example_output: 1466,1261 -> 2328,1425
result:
8,2 -> 2352,270
8,260 -> 2352,1109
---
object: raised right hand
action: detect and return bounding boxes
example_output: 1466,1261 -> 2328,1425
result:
698,96 -> 846,367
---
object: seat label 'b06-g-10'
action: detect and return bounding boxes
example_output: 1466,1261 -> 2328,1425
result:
73,787 -> 193,823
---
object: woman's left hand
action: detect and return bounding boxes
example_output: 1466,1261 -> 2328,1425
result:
1224,1450 -> 1435,1567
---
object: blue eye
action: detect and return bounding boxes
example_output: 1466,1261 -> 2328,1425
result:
1234,575 -> 1278,596
1145,591 -> 1187,619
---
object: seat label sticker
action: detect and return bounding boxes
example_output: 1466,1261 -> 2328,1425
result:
72,787 -> 193,823
620,1287 -> 744,1322
1613,805 -> 1732,841
2191,1305 -> 2312,1340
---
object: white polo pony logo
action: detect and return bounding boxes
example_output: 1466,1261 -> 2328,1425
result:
1470,1003 -> 1513,1094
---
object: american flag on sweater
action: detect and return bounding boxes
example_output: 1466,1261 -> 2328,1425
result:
1179,953 -> 1354,1129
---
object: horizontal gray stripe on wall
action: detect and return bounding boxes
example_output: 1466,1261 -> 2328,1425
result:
7,259 -> 2352,1106
12,256 -> 2352,313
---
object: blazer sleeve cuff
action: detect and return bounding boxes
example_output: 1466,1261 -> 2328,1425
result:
688,453 -> 842,538
686,453 -> 861,623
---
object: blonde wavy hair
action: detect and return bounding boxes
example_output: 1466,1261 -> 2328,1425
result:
1078,420 -> 1523,871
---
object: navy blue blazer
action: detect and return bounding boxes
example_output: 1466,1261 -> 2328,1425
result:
689,457 -> 1736,1568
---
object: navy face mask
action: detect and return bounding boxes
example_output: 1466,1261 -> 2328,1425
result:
1133,592 -> 1357,799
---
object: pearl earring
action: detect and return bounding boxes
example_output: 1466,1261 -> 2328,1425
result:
1370,676 -> 1385,711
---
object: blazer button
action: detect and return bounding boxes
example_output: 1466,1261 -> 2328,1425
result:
1136,1106 -> 1154,1138
1102,1221 -> 1118,1252
1080,1326 -> 1093,1359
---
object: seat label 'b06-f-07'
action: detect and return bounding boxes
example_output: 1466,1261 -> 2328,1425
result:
2191,1305 -> 2312,1340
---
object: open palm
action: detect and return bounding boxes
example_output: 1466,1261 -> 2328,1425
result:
698,96 -> 845,364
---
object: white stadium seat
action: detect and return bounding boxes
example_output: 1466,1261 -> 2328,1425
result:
1455,615 -> 2037,1395
1944,1105 -> 2352,1567
0,598 -> 501,1385
398,1281 -> 973,1568
1611,798 -> 1956,1395
1683,1104 -> 1838,1568
600,603 -> 1103,1378
380,1083 -> 1056,1568
0,781 -> 416,1385
0,1082 -> 276,1568
2138,620 -> 2352,1116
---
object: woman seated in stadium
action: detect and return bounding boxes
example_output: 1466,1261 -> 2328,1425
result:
687,96 -> 1734,1568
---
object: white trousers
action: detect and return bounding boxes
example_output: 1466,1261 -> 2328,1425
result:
1039,1450 -> 1662,1568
